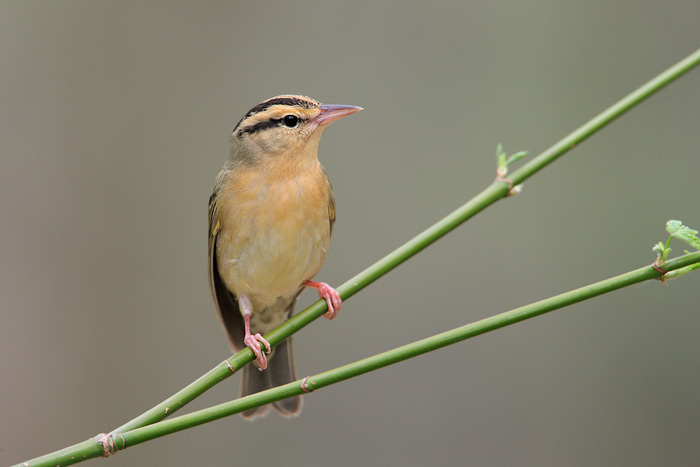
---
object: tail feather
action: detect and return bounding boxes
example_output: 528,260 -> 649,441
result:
240,337 -> 303,420
240,365 -> 272,420
270,337 -> 303,416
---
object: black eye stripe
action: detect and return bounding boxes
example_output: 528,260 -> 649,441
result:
233,97 -> 318,134
237,115 -> 306,137
237,98 -> 314,128
238,119 -> 282,136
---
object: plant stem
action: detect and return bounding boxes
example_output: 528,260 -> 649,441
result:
507,47 -> 700,186
120,252 -> 700,445
107,46 -> 700,434
23,252 -> 700,465
13,47 -> 700,467
665,235 -> 673,251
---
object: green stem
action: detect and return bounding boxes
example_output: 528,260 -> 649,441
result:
13,47 -> 700,467
21,252 -> 700,465
507,47 -> 700,186
120,253 -> 700,445
93,45 -> 700,434
665,235 -> 674,251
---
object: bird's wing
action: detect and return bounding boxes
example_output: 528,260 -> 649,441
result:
208,190 -> 245,352
323,167 -> 336,235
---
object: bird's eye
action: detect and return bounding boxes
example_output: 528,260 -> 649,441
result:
282,115 -> 299,128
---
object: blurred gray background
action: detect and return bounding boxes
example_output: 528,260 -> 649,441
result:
2,2 -> 699,466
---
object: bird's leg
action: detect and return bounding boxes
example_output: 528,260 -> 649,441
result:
304,281 -> 342,320
239,294 -> 271,370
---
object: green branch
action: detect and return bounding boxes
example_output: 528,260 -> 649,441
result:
20,252 -> 700,465
126,45 -> 700,432
102,251 -> 700,447
86,251 -> 700,451
13,47 -> 700,467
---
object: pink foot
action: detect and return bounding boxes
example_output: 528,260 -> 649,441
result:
240,295 -> 271,370
244,332 -> 271,370
304,281 -> 342,320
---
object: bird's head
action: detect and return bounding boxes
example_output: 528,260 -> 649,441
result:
229,95 -> 362,166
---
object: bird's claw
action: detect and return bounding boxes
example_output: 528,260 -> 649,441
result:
321,285 -> 342,319
244,333 -> 271,370
304,281 -> 342,320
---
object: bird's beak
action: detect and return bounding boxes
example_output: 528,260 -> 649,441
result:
316,104 -> 363,126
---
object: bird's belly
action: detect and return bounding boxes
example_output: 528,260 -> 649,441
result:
217,191 -> 330,307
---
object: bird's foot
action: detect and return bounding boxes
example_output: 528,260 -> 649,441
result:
244,333 -> 271,370
304,281 -> 342,320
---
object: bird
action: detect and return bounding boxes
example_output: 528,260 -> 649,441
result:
208,95 -> 362,419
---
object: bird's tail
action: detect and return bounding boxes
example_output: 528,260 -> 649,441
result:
241,336 -> 303,419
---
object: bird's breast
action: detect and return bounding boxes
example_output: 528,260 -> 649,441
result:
216,165 -> 332,307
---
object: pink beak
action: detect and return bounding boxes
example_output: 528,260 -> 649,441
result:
315,104 -> 363,126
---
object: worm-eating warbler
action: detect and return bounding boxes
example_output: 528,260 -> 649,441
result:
208,95 -> 362,419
